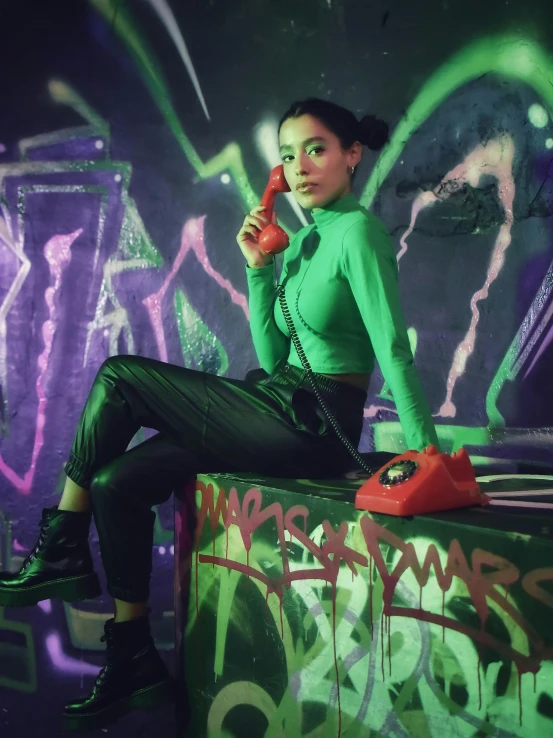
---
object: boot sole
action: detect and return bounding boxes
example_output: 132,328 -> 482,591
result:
0,572 -> 102,607
62,678 -> 175,731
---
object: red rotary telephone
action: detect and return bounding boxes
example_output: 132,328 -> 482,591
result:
258,165 -> 291,255
355,446 -> 489,516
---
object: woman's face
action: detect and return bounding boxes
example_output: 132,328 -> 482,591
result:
279,114 -> 362,210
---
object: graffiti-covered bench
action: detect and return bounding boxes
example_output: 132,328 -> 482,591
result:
174,469 -> 553,738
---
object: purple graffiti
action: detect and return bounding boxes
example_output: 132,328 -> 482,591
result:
45,632 -> 99,676
0,230 -> 82,494
143,216 -> 249,361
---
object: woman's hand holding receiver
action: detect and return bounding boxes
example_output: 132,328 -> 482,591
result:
236,206 -> 278,268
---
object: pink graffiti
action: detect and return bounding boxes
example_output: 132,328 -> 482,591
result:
0,230 -> 82,494
394,137 -> 515,419
143,216 -> 249,361
397,191 -> 437,263
45,632 -> 98,676
364,404 -> 398,419
439,138 -> 515,416
197,484 -> 553,665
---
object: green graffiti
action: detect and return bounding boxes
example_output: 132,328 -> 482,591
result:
185,476 -> 553,737
213,567 -> 241,679
47,79 -> 110,139
88,0 -> 260,212
0,607 -> 37,693
360,34 -> 553,434
174,288 -> 229,374
362,34 -> 553,209
154,508 -> 173,545
373,421 -> 491,454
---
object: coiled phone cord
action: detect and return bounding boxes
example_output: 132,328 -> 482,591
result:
277,285 -> 372,474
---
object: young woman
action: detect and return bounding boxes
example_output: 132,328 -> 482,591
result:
0,98 -> 438,730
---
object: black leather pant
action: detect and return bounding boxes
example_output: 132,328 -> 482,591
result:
64,355 -> 367,602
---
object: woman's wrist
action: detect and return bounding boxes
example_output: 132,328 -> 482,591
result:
247,256 -> 273,269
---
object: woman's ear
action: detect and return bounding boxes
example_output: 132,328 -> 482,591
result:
349,141 -> 363,169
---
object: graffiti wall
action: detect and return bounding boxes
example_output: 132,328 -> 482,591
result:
179,473 -> 553,738
1,0 -> 553,735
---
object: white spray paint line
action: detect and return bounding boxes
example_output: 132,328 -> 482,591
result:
485,489 -> 553,498
488,499 -> 553,510
146,0 -> 210,120
477,474 -> 553,482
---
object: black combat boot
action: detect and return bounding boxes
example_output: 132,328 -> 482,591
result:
63,616 -> 175,731
0,506 -> 101,606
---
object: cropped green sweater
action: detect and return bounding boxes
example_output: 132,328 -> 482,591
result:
245,193 -> 438,451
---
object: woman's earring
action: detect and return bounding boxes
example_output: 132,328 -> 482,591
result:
350,166 -> 355,175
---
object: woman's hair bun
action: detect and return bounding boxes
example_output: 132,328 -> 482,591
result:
358,115 -> 389,151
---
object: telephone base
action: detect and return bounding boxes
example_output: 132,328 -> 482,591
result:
355,446 -> 489,516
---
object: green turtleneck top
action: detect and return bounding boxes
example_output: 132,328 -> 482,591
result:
245,193 -> 438,451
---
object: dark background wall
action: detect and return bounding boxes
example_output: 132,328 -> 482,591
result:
1,0 -> 553,735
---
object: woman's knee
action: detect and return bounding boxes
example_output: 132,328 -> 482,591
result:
90,355 -> 140,402
96,354 -> 133,383
84,356 -> 133,413
89,466 -> 133,518
90,465 -> 157,527
90,462 -> 146,507
89,467 -> 114,502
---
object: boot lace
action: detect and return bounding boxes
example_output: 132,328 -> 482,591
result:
21,515 -> 51,571
93,663 -> 109,691
93,630 -> 115,692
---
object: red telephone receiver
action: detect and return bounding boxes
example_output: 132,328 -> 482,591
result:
258,165 -> 291,255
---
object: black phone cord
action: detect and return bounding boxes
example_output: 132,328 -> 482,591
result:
277,285 -> 372,474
